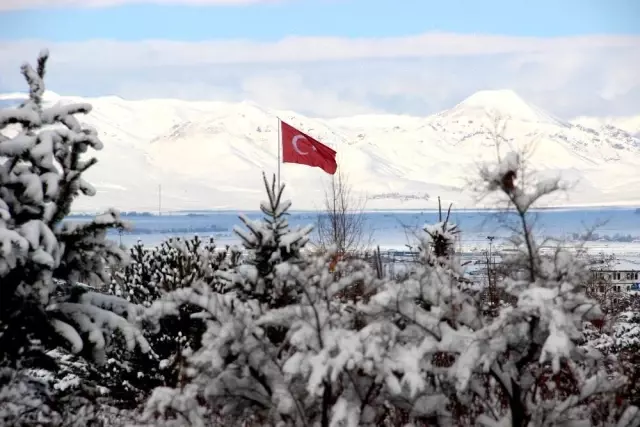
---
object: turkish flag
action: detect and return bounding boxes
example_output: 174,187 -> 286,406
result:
281,120 -> 337,175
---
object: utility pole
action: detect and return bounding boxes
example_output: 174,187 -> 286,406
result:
487,236 -> 496,315
487,236 -> 495,264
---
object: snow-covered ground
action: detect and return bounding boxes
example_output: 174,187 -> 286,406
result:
2,89 -> 640,212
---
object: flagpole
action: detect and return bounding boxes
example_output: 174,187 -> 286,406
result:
277,117 -> 281,189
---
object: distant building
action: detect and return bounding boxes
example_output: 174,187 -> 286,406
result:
590,269 -> 640,292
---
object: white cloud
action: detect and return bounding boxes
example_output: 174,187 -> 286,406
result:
1,33 -> 639,118
0,0 -> 285,11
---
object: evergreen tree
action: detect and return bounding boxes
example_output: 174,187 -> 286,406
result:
140,159 -> 640,426
140,175 -> 383,427
0,50 -> 149,424
364,150 -> 639,426
217,172 -> 312,308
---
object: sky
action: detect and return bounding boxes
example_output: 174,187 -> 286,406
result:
0,0 -> 639,118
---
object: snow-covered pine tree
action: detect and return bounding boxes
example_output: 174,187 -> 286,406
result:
361,207 -> 477,424
140,174 -> 396,427
217,172 -> 312,309
0,50 -> 150,423
363,151 -> 640,426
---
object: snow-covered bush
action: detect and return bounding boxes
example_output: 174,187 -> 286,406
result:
615,311 -> 640,408
585,308 -> 640,409
99,236 -> 242,402
362,151 -> 640,426
138,159 -> 640,426
111,235 -> 242,305
140,174 -> 401,426
110,235 -> 241,380
0,347 -> 143,426
0,366 -> 102,427
0,50 -> 150,424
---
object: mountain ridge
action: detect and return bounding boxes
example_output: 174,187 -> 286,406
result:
1,89 -> 639,212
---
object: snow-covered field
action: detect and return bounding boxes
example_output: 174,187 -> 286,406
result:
2,89 -> 640,213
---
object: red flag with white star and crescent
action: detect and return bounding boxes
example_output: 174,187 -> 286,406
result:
280,120 -> 337,175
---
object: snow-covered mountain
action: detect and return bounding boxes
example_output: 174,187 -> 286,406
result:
571,115 -> 640,138
1,90 -> 640,212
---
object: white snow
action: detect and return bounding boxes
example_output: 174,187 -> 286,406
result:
2,89 -> 638,212
572,114 -> 640,136
443,89 -> 570,127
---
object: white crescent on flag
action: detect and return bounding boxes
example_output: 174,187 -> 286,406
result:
292,134 -> 317,155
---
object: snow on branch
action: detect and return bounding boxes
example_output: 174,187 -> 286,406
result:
477,150 -> 566,214
55,209 -> 130,285
47,301 -> 150,363
0,50 -> 150,372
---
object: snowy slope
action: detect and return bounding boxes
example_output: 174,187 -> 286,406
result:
571,115 -> 640,138
1,90 -> 639,212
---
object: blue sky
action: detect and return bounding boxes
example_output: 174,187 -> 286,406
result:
0,0 -> 639,118
1,0 -> 639,42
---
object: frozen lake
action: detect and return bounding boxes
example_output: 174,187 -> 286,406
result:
68,207 -> 640,257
